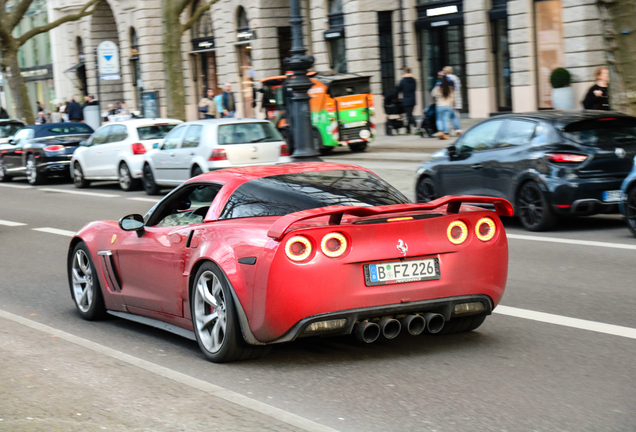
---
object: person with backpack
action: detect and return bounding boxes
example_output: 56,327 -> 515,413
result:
198,88 -> 218,119
431,73 -> 455,140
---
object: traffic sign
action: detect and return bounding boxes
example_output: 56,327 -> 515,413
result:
97,41 -> 120,77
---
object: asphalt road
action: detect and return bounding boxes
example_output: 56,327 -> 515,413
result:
1,156 -> 635,432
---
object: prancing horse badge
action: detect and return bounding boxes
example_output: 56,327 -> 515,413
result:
111,234 -> 117,244
397,239 -> 408,256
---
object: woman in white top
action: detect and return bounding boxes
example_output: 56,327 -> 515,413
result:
431,75 -> 455,140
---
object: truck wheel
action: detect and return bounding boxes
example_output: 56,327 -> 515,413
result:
349,142 -> 367,152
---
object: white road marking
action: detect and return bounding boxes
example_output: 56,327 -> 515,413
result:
495,305 -> 636,340
32,227 -> 76,237
507,233 -> 636,251
38,188 -> 120,198
0,219 -> 26,226
128,197 -> 160,203
0,183 -> 33,189
0,309 -> 339,432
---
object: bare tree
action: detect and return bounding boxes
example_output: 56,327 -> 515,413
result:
162,0 -> 218,121
0,0 -> 100,124
597,0 -> 636,115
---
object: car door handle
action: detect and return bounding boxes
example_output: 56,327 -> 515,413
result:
471,164 -> 483,170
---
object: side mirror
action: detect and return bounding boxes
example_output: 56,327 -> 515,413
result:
446,144 -> 457,158
8,138 -> 15,145
119,214 -> 145,237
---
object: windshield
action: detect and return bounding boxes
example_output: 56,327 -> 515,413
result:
218,122 -> 282,144
562,119 -> 636,146
0,124 -> 22,138
220,170 -> 409,220
137,124 -> 178,140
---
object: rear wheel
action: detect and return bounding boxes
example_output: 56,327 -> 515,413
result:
0,157 -> 11,182
516,180 -> 556,231
349,142 -> 367,152
191,165 -> 203,178
68,242 -> 106,320
26,155 -> 45,185
416,177 -> 437,203
73,162 -> 90,188
142,164 -> 161,195
434,315 -> 486,335
626,187 -> 636,237
191,262 -> 270,363
118,162 -> 141,191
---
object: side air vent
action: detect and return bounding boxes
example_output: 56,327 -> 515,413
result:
98,250 -> 122,292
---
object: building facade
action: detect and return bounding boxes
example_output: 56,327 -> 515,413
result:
48,0 -> 606,123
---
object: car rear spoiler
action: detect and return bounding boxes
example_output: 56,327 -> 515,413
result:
267,196 -> 513,240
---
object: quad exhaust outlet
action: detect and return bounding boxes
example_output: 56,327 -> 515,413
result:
353,312 -> 445,342
353,321 -> 381,343
400,315 -> 426,335
422,312 -> 445,334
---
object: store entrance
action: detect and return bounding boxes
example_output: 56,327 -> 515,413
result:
420,25 -> 467,112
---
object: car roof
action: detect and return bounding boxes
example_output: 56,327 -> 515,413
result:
489,110 -> 635,128
0,119 -> 25,125
105,118 -> 182,127
181,118 -> 273,127
187,162 -> 369,186
25,122 -> 94,137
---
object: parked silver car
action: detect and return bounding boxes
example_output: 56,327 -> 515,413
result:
141,118 -> 291,195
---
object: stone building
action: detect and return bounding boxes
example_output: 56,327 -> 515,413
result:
48,0 -> 606,123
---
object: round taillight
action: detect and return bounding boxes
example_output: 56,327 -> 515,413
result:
475,217 -> 496,242
321,232 -> 348,258
447,220 -> 468,245
285,235 -> 312,262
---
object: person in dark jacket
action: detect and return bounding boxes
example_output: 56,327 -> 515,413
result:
582,66 -> 610,110
222,83 -> 236,118
0,107 -> 9,119
66,98 -> 84,122
397,68 -> 417,134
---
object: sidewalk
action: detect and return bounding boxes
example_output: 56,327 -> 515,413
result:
0,313 -> 336,432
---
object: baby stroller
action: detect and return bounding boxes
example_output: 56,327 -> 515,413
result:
420,103 -> 437,138
383,89 -> 405,136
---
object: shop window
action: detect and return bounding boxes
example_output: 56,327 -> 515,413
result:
490,0 -> 512,112
190,0 -> 218,105
326,0 -> 346,74
377,11 -> 395,96
236,6 -> 254,118
129,27 -> 142,110
534,0 -> 565,109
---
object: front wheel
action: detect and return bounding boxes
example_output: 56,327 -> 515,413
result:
26,155 -> 45,185
191,262 -> 269,363
349,142 -> 367,152
516,180 -> 556,231
416,177 -> 438,203
73,162 -> 90,188
118,162 -> 141,191
68,242 -> 106,320
142,164 -> 161,195
625,187 -> 636,237
0,157 -> 12,182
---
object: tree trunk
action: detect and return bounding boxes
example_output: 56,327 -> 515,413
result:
598,0 -> 636,115
1,40 -> 35,125
162,0 -> 187,120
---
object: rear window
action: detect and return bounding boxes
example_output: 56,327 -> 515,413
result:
217,122 -> 282,145
562,118 -> 636,146
220,170 -> 409,220
0,123 -> 22,138
40,125 -> 93,136
137,124 -> 178,140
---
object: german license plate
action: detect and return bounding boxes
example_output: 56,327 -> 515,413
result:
343,121 -> 366,129
364,258 -> 440,286
602,190 -> 622,202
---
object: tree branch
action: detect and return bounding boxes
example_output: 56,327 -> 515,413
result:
7,0 -> 34,30
16,0 -> 100,47
182,0 -> 218,32
176,0 -> 195,16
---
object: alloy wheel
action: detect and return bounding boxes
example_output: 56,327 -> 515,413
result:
71,249 -> 94,313
517,182 -> 544,228
0,157 -> 8,181
416,177 -> 437,203
119,164 -> 131,190
26,157 -> 37,184
627,188 -> 636,236
193,271 -> 227,354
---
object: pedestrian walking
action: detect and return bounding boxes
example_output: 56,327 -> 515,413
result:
198,88 -> 218,119
397,68 -> 417,134
222,83 -> 236,118
582,66 -> 610,110
83,95 -> 99,107
36,101 -> 44,113
35,111 -> 46,124
431,74 -> 455,140
66,98 -> 83,122
443,66 -> 462,135
0,106 -> 9,119
49,107 -> 62,123
214,87 -> 224,117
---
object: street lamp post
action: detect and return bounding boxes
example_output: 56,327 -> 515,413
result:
285,0 -> 319,159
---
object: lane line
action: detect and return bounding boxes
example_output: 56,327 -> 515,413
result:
128,197 -> 161,203
38,188 -> 120,198
0,183 -> 33,189
0,309 -> 339,432
32,227 -> 76,237
495,305 -> 636,340
507,233 -> 636,251
0,219 -> 26,227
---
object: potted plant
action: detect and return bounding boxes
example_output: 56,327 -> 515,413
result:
550,67 -> 574,110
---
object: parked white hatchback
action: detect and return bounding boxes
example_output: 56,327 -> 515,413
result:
71,118 -> 182,191
141,118 -> 291,195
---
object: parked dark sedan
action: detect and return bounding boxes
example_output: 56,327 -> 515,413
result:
416,111 -> 636,231
0,123 -> 93,185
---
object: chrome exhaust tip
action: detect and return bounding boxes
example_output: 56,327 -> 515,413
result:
378,317 -> 401,340
422,312 -> 445,334
400,315 -> 426,336
353,321 -> 381,343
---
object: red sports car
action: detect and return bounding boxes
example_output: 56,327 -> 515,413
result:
67,163 -> 512,362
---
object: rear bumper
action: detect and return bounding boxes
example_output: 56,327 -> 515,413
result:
548,176 -> 624,215
269,294 -> 493,343
38,158 -> 72,176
